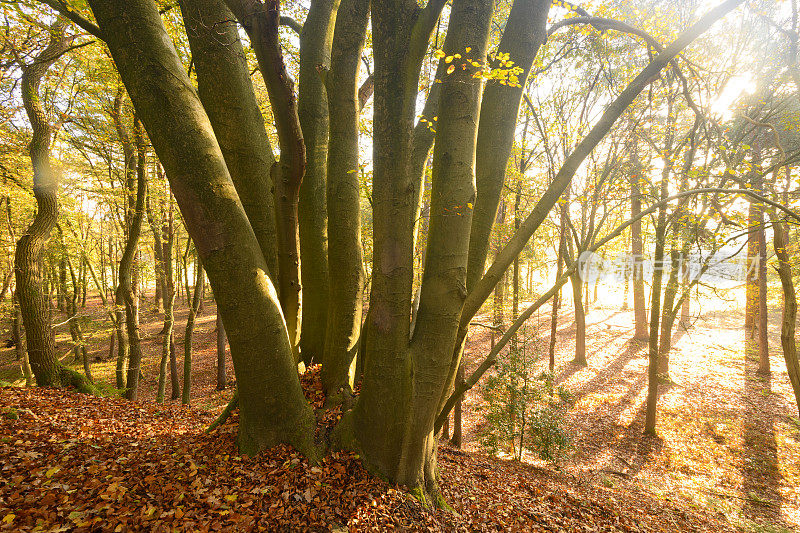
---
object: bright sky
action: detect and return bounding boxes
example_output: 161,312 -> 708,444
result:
710,73 -> 756,120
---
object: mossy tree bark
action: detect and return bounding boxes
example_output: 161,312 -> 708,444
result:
88,0 -> 317,456
297,0 -> 340,366
16,20 -> 72,387
321,0 -> 369,399
178,0 -> 279,281
225,0 -> 307,360
339,0 -> 491,495
120,119 -> 147,401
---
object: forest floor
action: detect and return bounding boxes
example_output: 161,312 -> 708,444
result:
0,290 -> 797,531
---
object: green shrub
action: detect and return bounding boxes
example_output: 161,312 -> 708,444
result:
477,324 -> 572,462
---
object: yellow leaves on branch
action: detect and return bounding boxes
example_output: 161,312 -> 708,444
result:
432,47 -> 524,88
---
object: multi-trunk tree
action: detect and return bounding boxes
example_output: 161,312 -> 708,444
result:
29,0 -> 744,498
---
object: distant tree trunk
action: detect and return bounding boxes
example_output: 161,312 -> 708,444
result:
658,246 -> 681,376
630,145 -> 648,340
16,21 -> 74,387
679,261 -> 690,328
757,221 -> 770,374
156,289 -> 176,404
449,361 -> 464,449
13,292 -> 32,387
66,256 -> 92,383
164,201 -> 180,401
570,271 -> 587,366
549,199 -> 567,373
182,255 -> 204,405
216,307 -> 227,390
121,119 -> 148,401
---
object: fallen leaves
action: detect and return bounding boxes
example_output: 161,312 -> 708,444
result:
0,367 -> 740,532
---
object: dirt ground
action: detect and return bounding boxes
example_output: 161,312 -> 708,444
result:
1,286 -> 798,531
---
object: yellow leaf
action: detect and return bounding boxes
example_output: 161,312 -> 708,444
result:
2,514 -> 15,524
46,466 -> 61,478
447,65 -> 455,75
445,55 -> 453,63
465,47 -> 472,53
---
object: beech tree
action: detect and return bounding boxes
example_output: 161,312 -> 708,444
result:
24,0 -> 745,498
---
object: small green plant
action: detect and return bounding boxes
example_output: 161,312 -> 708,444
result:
478,324 -> 573,463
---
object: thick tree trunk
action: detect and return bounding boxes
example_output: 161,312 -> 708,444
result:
339,0 -> 490,494
90,0 -> 317,456
178,0 -> 279,280
321,0 -> 369,399
13,292 -> 32,387
297,0 -> 340,366
225,0 -> 307,360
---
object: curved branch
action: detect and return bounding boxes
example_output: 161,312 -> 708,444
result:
37,0 -> 104,40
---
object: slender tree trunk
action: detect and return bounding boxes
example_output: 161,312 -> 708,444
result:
630,145 -> 648,340
156,289 -> 176,404
570,271 -> 587,366
449,361 -> 464,449
216,306 -> 227,390
644,96 -> 676,434
121,120 -> 148,401
680,260 -> 690,328
183,256 -> 204,405
757,220 -> 770,374
549,201 -> 566,372
321,0 -> 369,399
66,256 -> 92,383
296,0 -> 340,366
771,213 -> 800,416
164,200 -> 180,401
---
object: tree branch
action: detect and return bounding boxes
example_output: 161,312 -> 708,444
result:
37,0 -> 104,40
